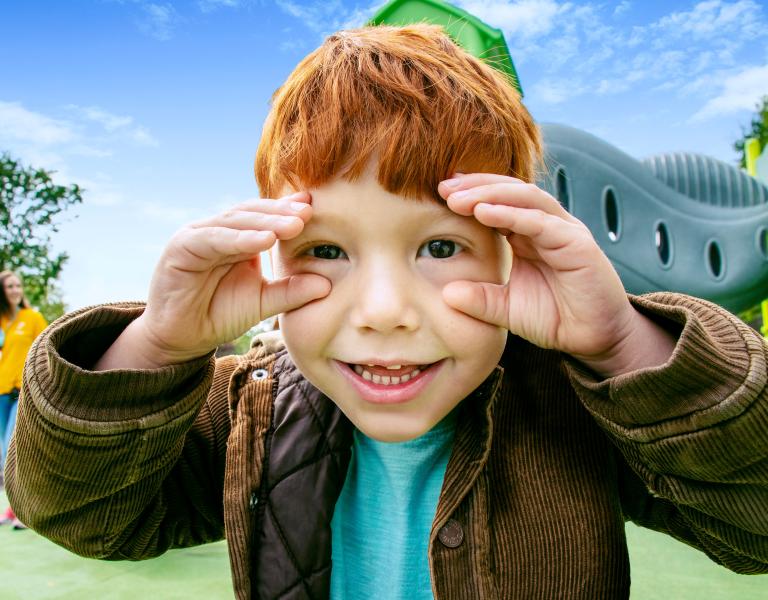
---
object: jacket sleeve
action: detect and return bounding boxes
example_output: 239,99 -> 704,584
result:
566,292 -> 768,574
5,302 -> 240,560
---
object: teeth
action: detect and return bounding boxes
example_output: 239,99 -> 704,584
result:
351,364 -> 422,386
386,365 -> 401,370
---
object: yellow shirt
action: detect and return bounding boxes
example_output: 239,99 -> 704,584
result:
0,308 -> 47,395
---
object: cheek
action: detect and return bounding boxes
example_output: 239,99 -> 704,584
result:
278,292 -> 340,358
441,307 -> 507,358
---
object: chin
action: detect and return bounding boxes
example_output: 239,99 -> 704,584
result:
353,414 -> 438,443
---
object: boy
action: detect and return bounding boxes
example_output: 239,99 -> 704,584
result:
6,24 -> 768,600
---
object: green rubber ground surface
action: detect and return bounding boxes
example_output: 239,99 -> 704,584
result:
1,492 -> 765,599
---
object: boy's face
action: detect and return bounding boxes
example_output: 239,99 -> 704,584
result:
272,168 -> 511,442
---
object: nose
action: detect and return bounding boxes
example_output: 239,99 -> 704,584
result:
348,260 -> 421,333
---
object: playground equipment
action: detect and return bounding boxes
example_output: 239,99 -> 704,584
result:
371,0 -> 768,317
538,124 -> 768,313
370,0 -> 523,96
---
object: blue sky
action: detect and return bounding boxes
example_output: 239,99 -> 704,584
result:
3,0 -> 767,311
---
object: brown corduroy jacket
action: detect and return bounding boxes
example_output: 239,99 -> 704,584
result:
6,293 -> 768,599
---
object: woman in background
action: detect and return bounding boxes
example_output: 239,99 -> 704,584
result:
0,270 -> 47,529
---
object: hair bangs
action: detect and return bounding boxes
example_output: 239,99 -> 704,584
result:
255,24 -> 541,201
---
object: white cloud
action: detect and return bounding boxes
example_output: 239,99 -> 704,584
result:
0,100 -> 160,211
504,0 -> 767,108
130,127 -> 159,146
275,0 -> 385,34
691,64 -> 768,120
613,1 -> 631,17
138,2 -> 178,40
1,100 -> 158,155
456,0 -> 563,39
198,0 -> 241,12
0,101 -> 74,145
75,106 -> 133,131
66,104 -> 160,146
529,78 -> 587,104
655,0 -> 762,39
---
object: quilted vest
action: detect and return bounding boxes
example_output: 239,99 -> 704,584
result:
226,346 -> 354,600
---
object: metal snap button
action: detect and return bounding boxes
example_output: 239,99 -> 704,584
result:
251,368 -> 268,381
438,518 -> 464,548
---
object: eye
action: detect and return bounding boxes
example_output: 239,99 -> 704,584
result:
417,239 -> 463,259
306,244 -> 346,260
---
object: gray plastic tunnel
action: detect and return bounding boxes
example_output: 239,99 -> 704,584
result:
537,123 -> 768,314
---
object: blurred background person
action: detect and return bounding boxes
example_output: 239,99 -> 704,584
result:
0,270 -> 47,529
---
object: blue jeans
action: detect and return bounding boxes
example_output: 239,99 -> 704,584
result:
0,391 -> 19,471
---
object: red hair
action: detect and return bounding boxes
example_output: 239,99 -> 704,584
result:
255,24 -> 541,201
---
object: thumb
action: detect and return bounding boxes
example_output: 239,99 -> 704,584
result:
442,280 -> 509,329
261,274 -> 331,318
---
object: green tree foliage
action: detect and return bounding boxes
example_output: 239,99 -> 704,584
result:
734,95 -> 768,168
1,153 -> 83,322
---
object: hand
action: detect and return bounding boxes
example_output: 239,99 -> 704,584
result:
97,192 -> 331,369
437,173 -> 675,377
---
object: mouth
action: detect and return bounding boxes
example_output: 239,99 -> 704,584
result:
349,363 -> 429,385
334,359 -> 443,404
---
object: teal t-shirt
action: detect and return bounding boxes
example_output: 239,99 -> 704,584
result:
330,413 -> 457,600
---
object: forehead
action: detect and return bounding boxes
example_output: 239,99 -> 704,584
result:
301,173 -> 460,230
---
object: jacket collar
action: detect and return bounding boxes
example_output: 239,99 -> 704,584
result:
434,364 -> 504,527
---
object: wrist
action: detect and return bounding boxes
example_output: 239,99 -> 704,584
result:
94,315 -> 207,371
573,310 -> 677,379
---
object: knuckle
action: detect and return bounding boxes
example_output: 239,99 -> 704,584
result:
170,227 -> 193,245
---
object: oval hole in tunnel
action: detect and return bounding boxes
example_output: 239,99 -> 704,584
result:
555,168 -> 570,212
706,240 -> 724,280
655,221 -> 672,268
758,227 -> 768,260
603,187 -> 620,242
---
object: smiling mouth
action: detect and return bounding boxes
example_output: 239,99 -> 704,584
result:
345,362 -> 437,386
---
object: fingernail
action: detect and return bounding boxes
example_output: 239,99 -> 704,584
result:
290,201 -> 308,211
442,178 -> 461,188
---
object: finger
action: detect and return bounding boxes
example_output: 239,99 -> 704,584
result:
196,211 -> 307,238
190,192 -> 313,228
172,227 -> 276,269
507,233 -> 541,261
442,280 -> 509,329
438,172 -> 524,198
261,274 -> 332,318
473,204 -> 577,250
443,181 -> 574,222
227,191 -> 312,218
